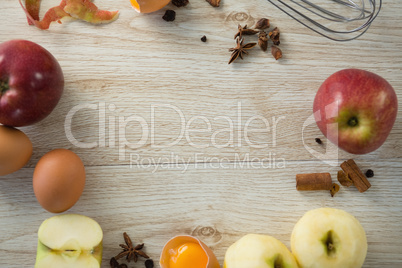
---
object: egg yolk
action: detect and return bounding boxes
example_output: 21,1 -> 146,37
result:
169,242 -> 208,268
130,0 -> 140,10
129,0 -> 171,13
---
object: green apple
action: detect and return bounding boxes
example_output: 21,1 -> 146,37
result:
291,208 -> 367,268
223,234 -> 298,268
35,214 -> 103,268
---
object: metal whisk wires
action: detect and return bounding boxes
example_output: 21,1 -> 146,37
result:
266,0 -> 382,41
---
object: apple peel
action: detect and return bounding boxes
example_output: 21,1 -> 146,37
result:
20,0 -> 70,30
25,0 -> 41,23
20,0 -> 119,30
64,0 -> 119,24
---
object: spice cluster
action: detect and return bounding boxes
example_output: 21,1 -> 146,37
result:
163,0 -> 221,21
296,157 -> 374,197
229,18 -> 283,64
110,232 -> 153,268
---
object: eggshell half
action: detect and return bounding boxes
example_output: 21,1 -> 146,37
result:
160,235 -> 220,268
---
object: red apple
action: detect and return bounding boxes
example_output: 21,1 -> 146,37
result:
313,69 -> 398,154
0,39 -> 64,127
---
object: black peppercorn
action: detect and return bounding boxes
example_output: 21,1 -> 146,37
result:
145,259 -> 154,268
110,257 -> 127,268
162,10 -> 176,22
110,257 -> 119,268
201,35 -> 207,42
315,138 -> 322,144
365,169 -> 374,178
172,0 -> 189,7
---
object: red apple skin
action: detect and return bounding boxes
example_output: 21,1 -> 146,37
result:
0,40 -> 64,127
313,69 -> 398,154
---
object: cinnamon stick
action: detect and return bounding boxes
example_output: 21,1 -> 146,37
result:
296,173 -> 332,191
340,159 -> 371,193
337,170 -> 353,187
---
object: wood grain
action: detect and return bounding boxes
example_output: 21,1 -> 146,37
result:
0,0 -> 401,267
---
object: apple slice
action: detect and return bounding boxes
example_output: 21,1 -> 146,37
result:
291,207 -> 367,268
35,214 -> 103,268
224,234 -> 299,268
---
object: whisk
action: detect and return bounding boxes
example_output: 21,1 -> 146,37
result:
266,0 -> 382,41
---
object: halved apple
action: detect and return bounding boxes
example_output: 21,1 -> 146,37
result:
130,0 -> 171,13
291,207 -> 367,268
35,214 -> 103,268
224,234 -> 299,268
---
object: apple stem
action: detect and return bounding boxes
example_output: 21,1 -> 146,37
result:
0,79 -> 9,95
274,254 -> 284,268
347,116 -> 359,127
324,231 -> 336,256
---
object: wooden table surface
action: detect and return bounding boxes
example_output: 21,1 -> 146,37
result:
1,0 -> 401,267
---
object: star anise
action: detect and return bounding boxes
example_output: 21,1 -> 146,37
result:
115,232 -> 150,262
228,37 -> 257,64
234,24 -> 259,39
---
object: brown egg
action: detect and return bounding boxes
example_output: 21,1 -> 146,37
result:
0,125 -> 32,176
33,149 -> 85,213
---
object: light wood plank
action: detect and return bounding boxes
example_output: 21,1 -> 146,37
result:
1,160 -> 402,267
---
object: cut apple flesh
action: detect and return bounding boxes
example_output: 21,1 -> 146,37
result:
291,208 -> 367,268
35,214 -> 103,268
35,245 -> 101,268
38,214 -> 102,249
223,234 -> 298,268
